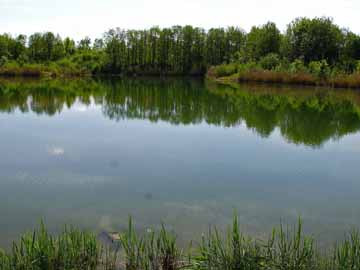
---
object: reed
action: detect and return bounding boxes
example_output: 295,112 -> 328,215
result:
268,219 -> 317,270
333,230 -> 360,269
196,215 -> 265,270
3,221 -> 102,270
208,64 -> 360,89
119,217 -> 184,270
1,216 -> 360,270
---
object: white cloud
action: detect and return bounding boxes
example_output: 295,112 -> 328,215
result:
47,146 -> 65,156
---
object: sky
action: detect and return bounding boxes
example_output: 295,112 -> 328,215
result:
1,0 -> 360,40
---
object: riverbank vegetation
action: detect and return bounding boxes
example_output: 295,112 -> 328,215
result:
1,17 -> 359,85
207,18 -> 360,88
1,216 -> 360,269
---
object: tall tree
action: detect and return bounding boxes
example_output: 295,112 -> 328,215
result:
246,22 -> 281,60
284,17 -> 343,64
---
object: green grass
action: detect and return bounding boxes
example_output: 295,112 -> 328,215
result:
1,216 -> 360,269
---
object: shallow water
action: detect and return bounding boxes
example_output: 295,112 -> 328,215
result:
0,78 -> 359,248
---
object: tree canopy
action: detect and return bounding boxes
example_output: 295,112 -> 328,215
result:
0,17 -> 359,75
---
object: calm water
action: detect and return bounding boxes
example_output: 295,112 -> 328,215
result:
0,78 -> 359,248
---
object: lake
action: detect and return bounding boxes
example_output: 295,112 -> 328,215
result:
0,78 -> 359,248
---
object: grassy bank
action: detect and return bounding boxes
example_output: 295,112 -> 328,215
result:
208,63 -> 360,89
0,61 -> 92,77
1,216 -> 360,270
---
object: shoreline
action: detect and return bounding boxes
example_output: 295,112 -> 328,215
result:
207,69 -> 360,90
2,67 -> 360,91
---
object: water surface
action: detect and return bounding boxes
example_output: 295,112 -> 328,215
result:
0,78 -> 359,248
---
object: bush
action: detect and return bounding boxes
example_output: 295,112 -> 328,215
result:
0,56 -> 8,67
237,61 -> 259,72
209,63 -> 238,78
289,59 -> 307,73
17,53 -> 29,66
259,53 -> 281,70
308,60 -> 330,79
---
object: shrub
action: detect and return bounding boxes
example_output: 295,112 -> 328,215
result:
308,60 -> 330,79
290,59 -> 307,73
208,64 -> 238,78
237,61 -> 259,72
17,53 -> 29,66
259,53 -> 281,70
0,56 -> 8,67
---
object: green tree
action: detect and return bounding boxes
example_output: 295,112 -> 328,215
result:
28,33 -> 46,62
246,22 -> 281,60
284,17 -> 343,64
52,34 -> 65,60
0,34 -> 12,58
93,38 -> 104,51
340,31 -> 360,72
64,37 -> 76,55
78,37 -> 91,51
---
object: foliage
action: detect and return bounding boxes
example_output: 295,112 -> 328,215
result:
259,53 -> 281,70
308,60 -> 330,78
209,58 -> 360,89
246,22 -> 281,60
0,56 -> 8,67
289,59 -> 307,73
284,17 -> 343,64
208,63 -> 238,78
1,16 -> 359,77
340,31 -> 360,72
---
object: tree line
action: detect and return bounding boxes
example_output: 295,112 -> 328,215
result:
0,17 -> 359,75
